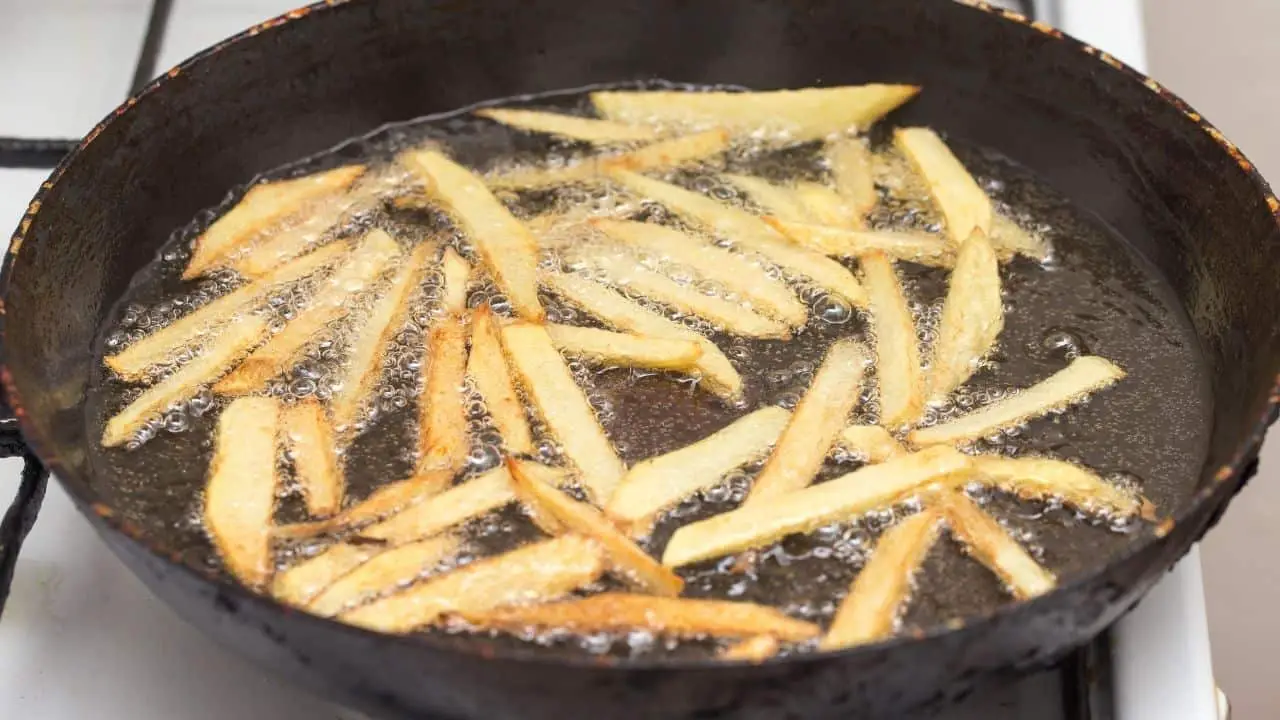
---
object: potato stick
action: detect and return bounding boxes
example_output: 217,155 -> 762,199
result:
273,468 -> 455,540
589,219 -> 807,327
861,252 -> 924,428
330,243 -> 435,436
204,396 -> 280,589
467,305 -> 535,453
418,321 -> 471,473
970,455 -> 1152,519
440,246 -> 472,315
214,230 -> 400,396
546,323 -> 701,371
307,534 -> 460,616
821,510 -> 942,650
476,107 -> 662,143
763,217 -> 954,268
487,130 -> 730,190
662,446 -> 970,568
719,636 -> 782,662
509,459 -> 683,596
501,322 -> 626,502
928,230 -> 1003,402
907,356 -> 1126,447
989,213 -> 1051,262
541,270 -> 743,400
106,241 -> 349,380
282,399 -> 344,517
470,593 -> 820,642
401,150 -> 543,320
894,127 -> 991,245
608,170 -> 868,306
186,164 -> 365,278
591,85 -> 920,142
722,173 -> 813,222
361,465 -> 519,544
793,181 -> 860,228
826,137 -> 878,217
837,425 -> 908,463
746,340 -> 867,504
102,316 -> 269,447
271,544 -> 380,606
339,536 -> 606,633
936,492 -> 1056,600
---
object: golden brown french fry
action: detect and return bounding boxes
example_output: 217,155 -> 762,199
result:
746,340 -> 867,504
907,356 -> 1126,447
102,316 -> 269,447
307,534 -> 460,616
273,468 -> 456,540
821,510 -> 942,650
509,459 -> 683,596
763,217 -> 953,268
970,455 -> 1152,519
467,305 -> 535,454
271,544 -> 380,607
214,230 -> 400,396
339,535 -> 606,633
400,149 -> 544,320
500,322 -> 626,502
418,321 -> 471,474
861,252 -> 924,428
793,181 -> 860,228
204,396 -> 280,589
826,137 -> 877,218
591,85 -> 920,142
935,492 -> 1056,600
440,246 -> 472,315
185,164 -> 365,278
360,465 -> 524,544
487,130 -> 731,189
546,323 -> 702,371
282,399 -> 344,517
928,229 -> 1003,402
894,127 -> 991,245
989,214 -> 1051,262
719,636 -> 782,662
722,173 -> 813,222
837,425 -> 908,463
662,446 -> 970,568
476,107 -> 662,143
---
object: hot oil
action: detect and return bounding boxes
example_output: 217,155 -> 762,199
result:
83,83 -> 1211,661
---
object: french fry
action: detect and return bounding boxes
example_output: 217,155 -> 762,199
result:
307,534 -> 460,616
102,316 -> 269,447
826,137 -> 877,218
907,356 -> 1126,447
793,181 -> 860,228
662,446 -> 970,568
861,252 -> 924,428
501,322 -> 626,502
271,544 -> 380,607
763,217 -> 954,268
970,455 -> 1152,520
935,492 -> 1056,600
214,229 -> 400,396
476,107 -> 662,143
546,323 -> 702,371
722,173 -> 813,222
821,510 -> 942,650
608,170 -> 868,306
440,246 -> 472,315
360,465 -> 527,544
106,241 -> 349,380
204,396 -> 280,589
185,164 -> 365,278
487,130 -> 730,190
468,305 -> 536,454
400,149 -> 544,320
928,229 -> 1003,401
720,635 -> 782,662
894,127 -> 991,245
418,321 -> 471,473
282,399 -> 344,517
746,340 -> 867,504
990,214 -> 1051,262
542,270 -> 744,400
471,593 -> 820,642
591,85 -> 920,142
273,467 -> 455,540
589,219 -> 807,327
837,425 -> 908,463
339,535 -> 606,633
509,459 -> 684,596
607,407 -> 790,533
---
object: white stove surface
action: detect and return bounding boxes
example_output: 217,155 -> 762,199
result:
0,1 -> 1219,719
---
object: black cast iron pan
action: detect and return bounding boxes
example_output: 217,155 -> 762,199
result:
2,1 -> 1278,718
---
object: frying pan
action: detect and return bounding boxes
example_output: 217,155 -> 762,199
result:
0,0 -> 1276,717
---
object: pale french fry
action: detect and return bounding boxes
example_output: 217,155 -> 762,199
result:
271,544 -> 380,607
282,399 -> 344,517
509,459 -> 683,596
607,407 -> 790,533
970,455 -> 1152,519
722,173 -> 813,222
214,230 -> 400,396
989,214 -> 1052,262
662,446 -> 970,568
608,170 -> 868,306
102,316 -> 269,447
546,323 -> 702,371
401,149 -> 544,320
487,130 -> 730,190
935,492 -> 1056,600
591,85 -> 920,142
861,252 -> 924,428
928,229 -> 1003,401
837,425 -> 908,463
907,356 -> 1126,447
894,127 -> 991,245
821,510 -> 942,650
720,636 -> 782,662
468,305 -> 535,454
307,534 -> 460,616
106,241 -> 349,380
204,396 -> 280,589
361,465 -> 525,544
746,340 -> 867,504
500,322 -> 626,502
476,107 -> 662,143
826,137 -> 877,217
793,181 -> 860,228
186,165 -> 365,278
273,468 -> 455,540
763,217 -> 953,268
418,321 -> 471,473
339,536 -> 606,633
440,247 -> 472,315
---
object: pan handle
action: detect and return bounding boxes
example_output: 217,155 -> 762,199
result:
0,384 -> 48,620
